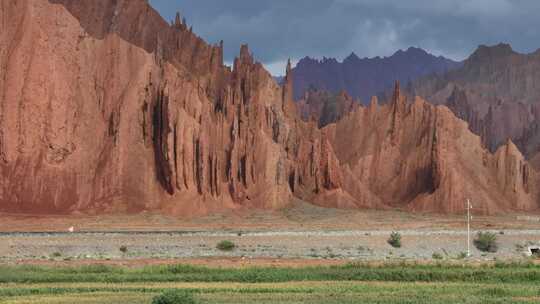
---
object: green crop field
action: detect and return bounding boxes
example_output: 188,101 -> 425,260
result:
1,262 -> 539,303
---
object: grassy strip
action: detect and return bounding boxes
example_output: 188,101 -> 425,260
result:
0,262 -> 539,284
0,287 -> 312,298
1,283 -> 540,304
1,284 -> 539,297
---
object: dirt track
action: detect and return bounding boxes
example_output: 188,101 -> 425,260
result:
2,202 -> 540,232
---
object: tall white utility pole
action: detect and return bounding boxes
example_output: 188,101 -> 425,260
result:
467,199 -> 471,257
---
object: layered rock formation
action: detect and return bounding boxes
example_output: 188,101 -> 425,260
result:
0,0 -> 538,215
410,44 -> 540,162
292,48 -> 461,103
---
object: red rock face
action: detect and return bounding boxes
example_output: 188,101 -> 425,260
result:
0,0 -> 352,215
0,0 -> 538,215
323,83 -> 539,214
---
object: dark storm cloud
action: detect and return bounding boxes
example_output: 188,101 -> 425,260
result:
149,0 -> 540,75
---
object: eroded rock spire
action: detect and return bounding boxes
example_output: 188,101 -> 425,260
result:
282,59 -> 295,113
174,12 -> 181,27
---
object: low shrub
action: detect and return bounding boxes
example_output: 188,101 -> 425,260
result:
388,232 -> 402,248
152,290 -> 196,304
119,245 -> 128,253
216,240 -> 236,251
432,253 -> 443,260
474,232 -> 498,253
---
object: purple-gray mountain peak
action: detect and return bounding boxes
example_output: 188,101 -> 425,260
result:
292,47 -> 462,103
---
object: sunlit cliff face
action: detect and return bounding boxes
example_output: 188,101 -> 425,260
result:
0,0 -> 538,216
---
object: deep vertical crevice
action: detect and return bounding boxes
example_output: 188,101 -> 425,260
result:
152,89 -> 174,195
239,155 -> 247,187
195,138 -> 203,194
173,123 -> 179,190
288,170 -> 296,193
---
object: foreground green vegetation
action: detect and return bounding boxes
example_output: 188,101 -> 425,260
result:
1,262 -> 539,303
2,262 -> 539,284
152,290 -> 196,304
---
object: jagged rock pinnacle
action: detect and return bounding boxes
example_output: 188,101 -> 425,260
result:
174,12 -> 181,27
282,58 -> 295,112
286,58 -> 292,76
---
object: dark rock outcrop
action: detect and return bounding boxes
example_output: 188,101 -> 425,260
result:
296,89 -> 359,128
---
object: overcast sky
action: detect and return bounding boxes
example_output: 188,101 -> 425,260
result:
149,0 -> 540,76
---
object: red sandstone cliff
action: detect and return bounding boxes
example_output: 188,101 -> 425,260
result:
325,83 -> 538,214
0,0 -> 354,215
0,0 -> 538,215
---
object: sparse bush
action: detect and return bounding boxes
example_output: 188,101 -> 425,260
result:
432,252 -> 443,260
388,232 -> 402,248
457,252 -> 468,259
119,245 -> 128,253
152,290 -> 196,304
216,240 -> 235,251
51,252 -> 62,258
474,231 -> 498,253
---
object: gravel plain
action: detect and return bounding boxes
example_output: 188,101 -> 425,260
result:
2,203 -> 540,264
1,229 -> 539,263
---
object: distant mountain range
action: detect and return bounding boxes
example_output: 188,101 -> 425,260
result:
291,47 -> 461,103
409,43 -> 540,165
296,43 -> 540,168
